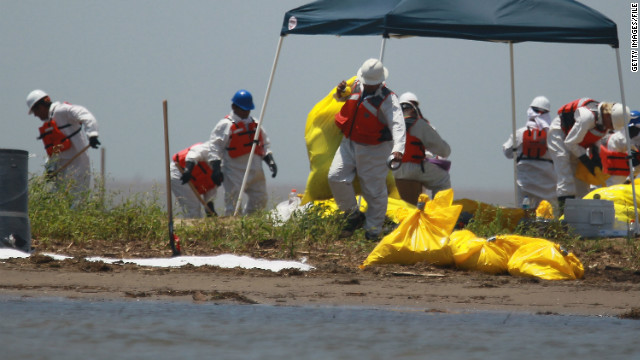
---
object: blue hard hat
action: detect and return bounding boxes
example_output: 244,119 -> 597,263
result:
231,89 -> 254,111
629,110 -> 640,127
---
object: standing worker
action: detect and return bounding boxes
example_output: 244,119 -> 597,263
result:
547,98 -> 629,211
26,89 -> 100,199
208,89 -> 277,216
393,92 -> 451,201
328,58 -> 405,240
171,141 -> 217,218
502,96 -> 557,210
600,110 -> 640,185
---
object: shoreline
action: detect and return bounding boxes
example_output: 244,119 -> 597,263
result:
2,258 -> 639,318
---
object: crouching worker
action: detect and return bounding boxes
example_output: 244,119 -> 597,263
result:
171,141 -> 217,218
547,98 -> 629,212
328,58 -> 405,241
601,110 -> 640,185
208,89 -> 277,216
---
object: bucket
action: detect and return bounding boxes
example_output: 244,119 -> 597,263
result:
0,149 -> 31,252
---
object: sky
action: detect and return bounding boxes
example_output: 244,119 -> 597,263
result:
1,0 -> 638,207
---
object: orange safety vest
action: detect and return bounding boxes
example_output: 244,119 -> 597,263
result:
172,144 -> 216,194
401,117 -> 426,164
600,144 -> 631,176
226,117 -> 265,158
37,119 -> 82,156
518,127 -> 548,161
334,86 -> 393,145
557,98 -> 606,148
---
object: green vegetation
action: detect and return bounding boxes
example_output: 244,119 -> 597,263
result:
27,175 -> 639,266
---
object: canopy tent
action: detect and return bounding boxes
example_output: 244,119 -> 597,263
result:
234,0 -> 636,229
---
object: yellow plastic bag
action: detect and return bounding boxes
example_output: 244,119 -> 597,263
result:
313,196 -> 415,223
453,199 -> 524,231
535,200 -> 554,220
575,162 -> 609,187
583,180 -> 640,224
448,230 -> 509,274
360,189 -> 462,268
507,241 -> 584,280
491,234 -> 549,258
301,77 -> 400,204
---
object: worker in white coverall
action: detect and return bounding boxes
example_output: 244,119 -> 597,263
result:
328,58 -> 406,241
26,89 -> 100,200
171,141 -> 217,218
502,96 -> 557,210
208,90 -> 277,216
547,98 -> 629,212
600,110 -> 640,186
393,92 -> 451,199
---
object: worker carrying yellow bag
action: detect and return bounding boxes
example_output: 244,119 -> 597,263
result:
302,76 -> 400,204
360,189 -> 462,268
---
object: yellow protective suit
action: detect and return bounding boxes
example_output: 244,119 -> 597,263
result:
575,162 -> 609,187
302,76 -> 400,204
360,189 -> 462,268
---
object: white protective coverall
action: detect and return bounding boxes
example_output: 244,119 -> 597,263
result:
328,83 -> 406,236
547,105 -> 605,199
45,101 -> 98,196
208,112 -> 272,216
603,130 -> 640,186
393,117 -> 451,198
502,107 -> 557,209
170,142 -> 217,218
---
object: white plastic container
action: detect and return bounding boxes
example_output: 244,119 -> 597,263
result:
563,199 -> 615,238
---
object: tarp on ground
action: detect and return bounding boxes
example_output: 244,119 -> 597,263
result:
281,0 -> 618,47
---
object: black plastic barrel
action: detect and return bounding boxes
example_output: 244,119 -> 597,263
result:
0,149 -> 31,252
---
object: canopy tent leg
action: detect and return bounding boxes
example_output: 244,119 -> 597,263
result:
509,42 -> 519,206
614,48 -> 639,233
379,36 -> 387,62
234,35 -> 285,216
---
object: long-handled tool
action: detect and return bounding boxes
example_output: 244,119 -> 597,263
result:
50,144 -> 91,178
175,163 -> 217,216
163,100 -> 180,256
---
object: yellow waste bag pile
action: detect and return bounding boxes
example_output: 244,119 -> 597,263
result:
301,76 -> 400,204
361,190 -> 584,280
313,196 -> 415,224
583,179 -> 640,224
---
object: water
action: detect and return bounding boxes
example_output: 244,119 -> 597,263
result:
1,296 -> 639,359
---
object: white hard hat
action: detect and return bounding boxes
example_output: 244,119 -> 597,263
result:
26,89 -> 48,114
611,103 -> 630,131
398,92 -> 419,106
529,96 -> 550,112
357,58 -> 388,85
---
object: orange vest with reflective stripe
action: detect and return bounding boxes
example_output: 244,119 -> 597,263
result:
334,86 -> 392,145
519,128 -> 548,160
172,144 -> 216,194
401,118 -> 426,164
226,117 -> 265,158
600,144 -> 630,176
37,119 -> 81,156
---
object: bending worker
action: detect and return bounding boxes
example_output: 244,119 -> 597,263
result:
600,110 -> 640,185
26,89 -> 100,198
171,141 -> 217,218
328,58 -> 405,241
393,92 -> 452,200
547,98 -> 629,210
208,89 -> 277,216
502,96 -> 557,210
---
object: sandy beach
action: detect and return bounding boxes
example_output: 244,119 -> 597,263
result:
1,249 -> 639,318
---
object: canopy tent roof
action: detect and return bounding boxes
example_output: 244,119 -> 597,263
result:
281,0 -> 618,47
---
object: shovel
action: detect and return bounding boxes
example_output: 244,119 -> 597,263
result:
49,144 -> 91,178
